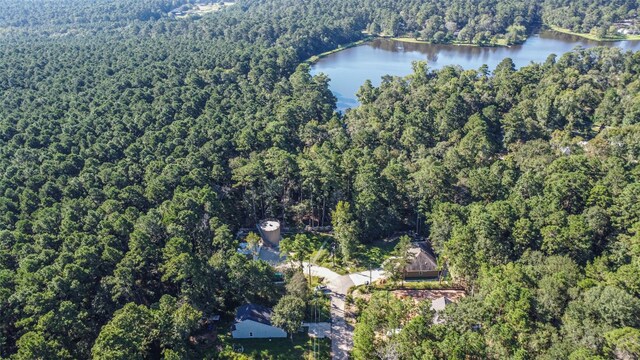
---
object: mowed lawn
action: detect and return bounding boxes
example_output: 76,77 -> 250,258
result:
211,333 -> 330,359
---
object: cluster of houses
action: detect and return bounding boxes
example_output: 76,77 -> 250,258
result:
230,295 -> 455,340
231,300 -> 454,341
614,19 -> 639,36
230,224 -> 456,339
233,220 -> 289,339
168,1 -> 235,17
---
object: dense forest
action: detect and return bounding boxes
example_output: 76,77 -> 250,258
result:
1,0 -> 640,359
350,51 -> 640,359
542,0 -> 640,34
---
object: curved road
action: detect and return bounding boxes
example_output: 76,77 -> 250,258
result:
300,263 -> 385,360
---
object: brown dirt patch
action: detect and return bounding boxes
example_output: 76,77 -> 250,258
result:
392,289 -> 466,303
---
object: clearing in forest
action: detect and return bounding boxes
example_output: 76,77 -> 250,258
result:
170,2 -> 235,18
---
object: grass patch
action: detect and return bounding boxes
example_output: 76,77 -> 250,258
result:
213,333 -> 330,360
308,276 -> 324,288
314,256 -> 350,275
391,36 -> 510,47
491,38 -> 510,46
390,37 -> 432,44
368,280 -> 461,291
359,238 -> 397,268
311,237 -> 399,274
548,26 -> 640,41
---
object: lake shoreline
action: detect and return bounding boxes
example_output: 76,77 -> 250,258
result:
390,36 -> 511,47
305,37 -> 375,64
306,29 -> 640,65
310,31 -> 640,112
305,34 -> 515,64
547,25 -> 640,42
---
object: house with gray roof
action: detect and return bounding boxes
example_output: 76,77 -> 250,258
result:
231,304 -> 287,339
431,296 -> 452,324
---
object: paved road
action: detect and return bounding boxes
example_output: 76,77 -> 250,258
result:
302,322 -> 331,338
280,262 -> 385,359
299,263 -> 385,360
329,290 -> 352,360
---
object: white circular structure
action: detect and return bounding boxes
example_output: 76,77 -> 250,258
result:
259,220 -> 281,247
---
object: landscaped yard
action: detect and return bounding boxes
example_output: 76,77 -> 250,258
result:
357,279 -> 460,292
359,238 -> 398,268
213,333 -> 330,359
282,230 -> 408,276
310,236 -> 400,274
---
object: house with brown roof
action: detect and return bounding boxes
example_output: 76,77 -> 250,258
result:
404,242 -> 439,279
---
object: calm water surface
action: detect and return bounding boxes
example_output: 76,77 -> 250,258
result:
311,30 -> 640,111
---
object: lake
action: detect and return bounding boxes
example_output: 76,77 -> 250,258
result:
310,31 -> 640,111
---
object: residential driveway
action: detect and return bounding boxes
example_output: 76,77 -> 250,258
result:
349,269 -> 385,287
328,274 -> 354,294
322,268 -> 385,360
304,262 -> 342,283
329,293 -> 352,360
303,322 -> 331,338
258,246 -> 285,264
278,261 -> 385,359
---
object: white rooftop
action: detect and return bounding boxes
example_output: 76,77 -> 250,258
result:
260,220 -> 280,231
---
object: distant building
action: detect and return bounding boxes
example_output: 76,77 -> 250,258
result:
231,304 -> 287,339
404,242 -> 439,279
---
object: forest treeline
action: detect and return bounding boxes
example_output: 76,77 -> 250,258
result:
1,0 -> 640,358
0,0 -> 187,28
1,0 -> 639,44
